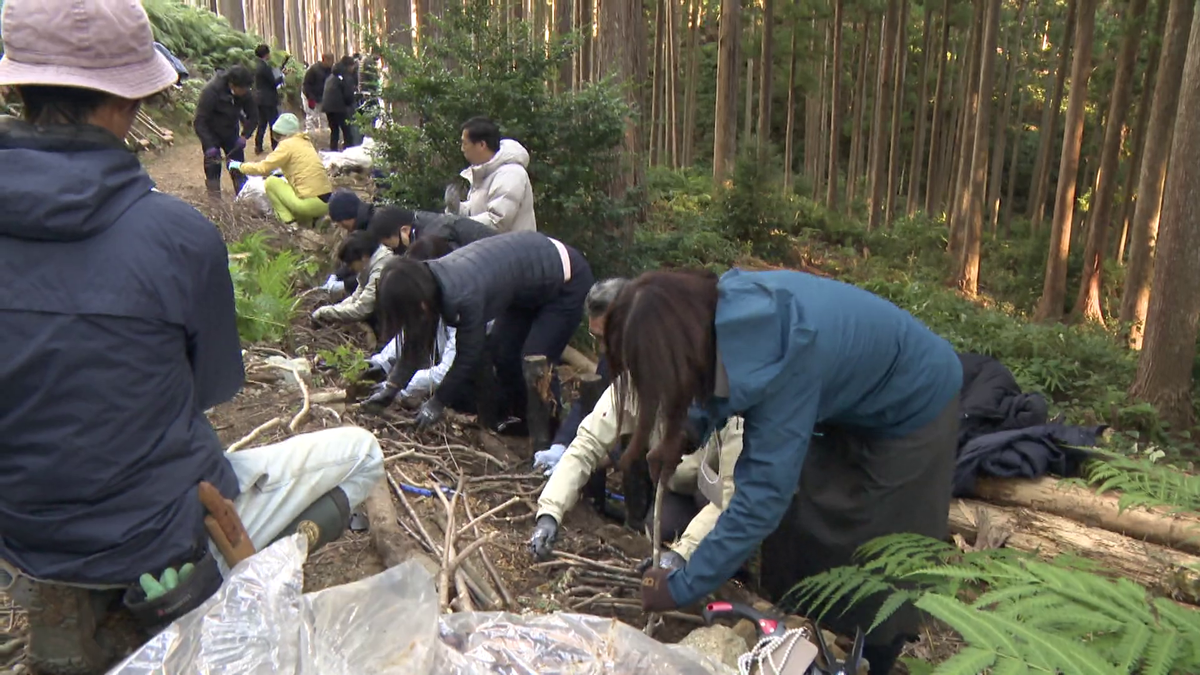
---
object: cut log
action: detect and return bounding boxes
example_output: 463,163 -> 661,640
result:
949,499 -> 1200,605
561,346 -> 598,373
523,355 -> 555,453
973,476 -> 1200,556
363,480 -> 414,568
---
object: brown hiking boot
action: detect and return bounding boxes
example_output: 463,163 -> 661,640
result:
8,576 -> 109,675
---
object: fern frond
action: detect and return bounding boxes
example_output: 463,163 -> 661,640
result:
867,590 -> 915,633
929,646 -> 997,675
990,655 -> 1032,675
1140,630 -> 1180,675
1111,620 -> 1152,674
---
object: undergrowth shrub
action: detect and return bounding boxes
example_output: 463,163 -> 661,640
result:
789,534 -> 1200,675
227,233 -> 314,343
370,0 -> 632,275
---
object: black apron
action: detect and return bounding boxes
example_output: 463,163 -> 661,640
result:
759,398 -> 959,647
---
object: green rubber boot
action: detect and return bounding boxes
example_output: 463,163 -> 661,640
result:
271,488 -> 352,554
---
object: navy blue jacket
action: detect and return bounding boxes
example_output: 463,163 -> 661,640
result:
667,269 -> 962,605
0,119 -> 244,584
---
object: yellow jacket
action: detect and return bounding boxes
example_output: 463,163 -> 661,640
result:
239,134 -> 333,199
536,381 -> 743,560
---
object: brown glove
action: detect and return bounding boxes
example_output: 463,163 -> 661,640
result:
640,567 -> 679,612
198,481 -> 256,568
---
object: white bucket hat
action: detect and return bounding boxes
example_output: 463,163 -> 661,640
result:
0,0 -> 180,100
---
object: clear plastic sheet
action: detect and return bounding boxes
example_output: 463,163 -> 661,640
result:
108,535 -> 733,675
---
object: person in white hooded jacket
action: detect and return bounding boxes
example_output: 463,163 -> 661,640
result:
455,117 -> 536,233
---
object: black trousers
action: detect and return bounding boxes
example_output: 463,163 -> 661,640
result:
760,398 -> 959,674
489,247 -> 593,423
326,112 -> 352,151
202,139 -> 246,194
255,104 -> 279,152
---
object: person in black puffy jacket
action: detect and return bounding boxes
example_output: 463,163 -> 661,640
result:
322,56 -> 357,151
363,231 -> 593,432
193,65 -> 256,196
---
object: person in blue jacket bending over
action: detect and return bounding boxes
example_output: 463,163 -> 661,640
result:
603,268 -> 962,675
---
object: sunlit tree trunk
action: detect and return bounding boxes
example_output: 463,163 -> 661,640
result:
756,0 -> 775,164
924,0 -> 951,212
987,0 -> 1028,231
219,0 -> 247,31
1129,2 -> 1200,432
784,25 -> 799,191
1034,0 -> 1097,322
907,3 -> 935,215
885,0 -> 908,225
681,0 -> 702,165
948,0 -> 983,251
598,0 -> 645,225
847,19 -> 871,207
1028,0 -> 1077,230
712,0 -> 741,183
1002,87 -> 1026,232
868,0 -> 900,230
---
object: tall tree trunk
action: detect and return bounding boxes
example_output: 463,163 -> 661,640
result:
988,0 -> 1028,231
1002,88 -> 1027,232
1071,0 -> 1149,321
948,0 -> 984,253
813,23 -> 831,198
924,0 -> 951,212
1128,2 -> 1200,432
1120,0 -> 1194,347
580,0 -> 594,85
956,0 -> 1003,294
557,0 -> 573,90
744,56 -> 755,146
757,0 -> 775,163
848,20 -> 872,207
1028,0 -> 1078,229
907,3 -> 935,215
598,0 -> 646,228
219,0 -> 247,31
868,0 -> 901,230
271,0 -> 287,48
649,0 -> 665,164
681,0 -> 702,165
885,0 -> 909,225
827,0 -> 844,208
712,0 -> 741,183
1033,0 -> 1097,322
1117,0 -> 1168,262
386,0 -> 413,48
784,25 -> 800,190
667,0 -> 682,167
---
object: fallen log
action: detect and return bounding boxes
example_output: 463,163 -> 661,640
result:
973,476 -> 1200,556
364,480 -> 414,568
949,499 -> 1200,605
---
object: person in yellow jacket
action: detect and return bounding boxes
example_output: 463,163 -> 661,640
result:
530,381 -> 743,571
229,113 -> 333,227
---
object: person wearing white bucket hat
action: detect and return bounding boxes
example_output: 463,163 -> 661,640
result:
0,1 -> 384,673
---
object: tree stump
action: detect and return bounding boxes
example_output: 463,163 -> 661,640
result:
523,355 -> 555,453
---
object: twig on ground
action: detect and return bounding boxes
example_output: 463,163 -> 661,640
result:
454,496 -> 521,541
267,363 -> 311,432
0,637 -> 26,658
468,474 -> 543,484
227,417 -> 284,452
463,498 -> 517,609
387,474 -> 439,553
310,390 -> 346,404
575,569 -> 642,586
645,481 -> 666,637
383,450 -> 417,464
434,473 -> 466,612
549,551 -> 636,576
313,404 -> 341,424
448,531 -> 499,571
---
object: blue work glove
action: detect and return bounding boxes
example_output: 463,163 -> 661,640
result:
227,160 -> 243,172
636,550 -> 687,574
416,397 -> 444,429
234,136 -> 247,150
533,443 -> 568,476
362,382 -> 398,413
529,515 -> 559,561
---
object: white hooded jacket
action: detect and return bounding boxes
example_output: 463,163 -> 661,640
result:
458,138 -> 537,233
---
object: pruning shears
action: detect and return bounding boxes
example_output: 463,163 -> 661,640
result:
702,601 -> 786,638
811,626 -> 865,675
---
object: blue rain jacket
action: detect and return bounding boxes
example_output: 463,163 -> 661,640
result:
0,119 -> 244,584
666,269 -> 961,605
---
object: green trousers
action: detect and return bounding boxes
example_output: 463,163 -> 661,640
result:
264,176 -> 329,225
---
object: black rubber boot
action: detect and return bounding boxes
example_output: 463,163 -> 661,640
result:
205,178 -> 222,198
271,488 -> 352,554
622,457 -> 654,534
8,576 -> 109,675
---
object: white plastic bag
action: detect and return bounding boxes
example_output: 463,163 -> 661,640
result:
235,176 -> 273,217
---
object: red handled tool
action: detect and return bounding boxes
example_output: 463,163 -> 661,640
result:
702,601 -> 786,638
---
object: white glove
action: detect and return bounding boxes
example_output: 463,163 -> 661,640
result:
533,444 -> 568,476
320,275 -> 345,294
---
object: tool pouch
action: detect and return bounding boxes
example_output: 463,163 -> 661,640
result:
121,549 -> 223,634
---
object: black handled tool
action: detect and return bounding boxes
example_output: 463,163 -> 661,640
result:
702,601 -> 786,639
812,626 -> 865,675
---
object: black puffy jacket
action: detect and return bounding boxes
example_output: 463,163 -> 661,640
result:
193,73 -> 256,150
412,210 -> 498,249
957,352 -> 1049,448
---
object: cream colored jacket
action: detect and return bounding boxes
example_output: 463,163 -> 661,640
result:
536,382 -> 743,560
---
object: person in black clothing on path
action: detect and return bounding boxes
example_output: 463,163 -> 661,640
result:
322,56 -> 357,151
252,44 -> 282,154
193,65 -> 256,197
364,232 -> 593,433
302,53 -> 333,130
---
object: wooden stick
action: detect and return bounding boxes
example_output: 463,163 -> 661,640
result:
644,481 -> 667,636
454,497 -> 521,541
547,552 -> 635,576
227,417 -> 284,452
449,532 -> 500,571
387,474 -> 439,553
364,480 -> 413,568
463,498 -> 517,609
268,363 -> 311,432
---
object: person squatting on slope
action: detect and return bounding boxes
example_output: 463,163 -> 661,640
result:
229,113 -> 333,228
451,117 -> 537,233
363,232 -> 592,433
320,189 -> 377,295
605,269 -> 962,675
0,1 -> 384,673
311,227 -> 395,331
194,64 -> 257,198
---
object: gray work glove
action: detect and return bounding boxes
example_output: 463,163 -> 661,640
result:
444,181 -> 465,214
636,550 -> 687,574
416,397 -> 445,429
529,515 -> 559,562
362,382 -> 399,413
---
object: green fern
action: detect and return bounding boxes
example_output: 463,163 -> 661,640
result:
788,533 -> 1200,674
227,233 -> 310,344
1070,453 -> 1200,514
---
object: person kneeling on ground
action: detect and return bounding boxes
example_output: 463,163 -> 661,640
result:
363,232 -> 592,434
312,230 -> 394,334
529,379 -> 745,570
604,269 -> 962,675
230,113 -> 333,229
0,2 -> 385,672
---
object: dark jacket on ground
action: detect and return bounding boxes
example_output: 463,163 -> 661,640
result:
0,119 -> 244,585
302,62 -> 330,104
953,423 -> 1100,496
412,210 -> 498,249
669,269 -> 963,607
193,72 -> 257,150
957,352 -> 1049,447
254,58 -> 281,107
386,231 -> 570,409
321,70 -> 356,115
552,356 -> 610,448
